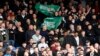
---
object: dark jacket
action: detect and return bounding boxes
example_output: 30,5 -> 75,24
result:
25,30 -> 35,41
86,51 -> 99,56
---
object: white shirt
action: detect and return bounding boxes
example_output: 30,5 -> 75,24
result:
29,48 -> 34,54
38,42 -> 48,51
75,36 -> 79,46
32,34 -> 42,43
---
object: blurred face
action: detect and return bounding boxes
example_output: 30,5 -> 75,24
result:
94,43 -> 99,49
36,30 -> 40,35
64,32 -> 67,36
41,47 -> 45,51
4,6 -> 8,11
56,46 -> 61,51
77,25 -> 82,31
55,29 -> 59,33
98,25 -> 100,28
65,44 -> 71,49
0,20 -> 3,24
80,16 -> 84,21
22,43 -> 27,48
29,10 -> 33,14
41,37 -> 45,43
8,45 -> 13,51
16,22 -> 21,27
7,16 -> 11,20
34,48 -> 39,53
49,30 -> 54,35
32,43 -> 37,48
58,11 -> 62,16
33,14 -> 37,19
92,9 -> 95,13
70,24 -> 74,31
0,8 -> 4,13
78,49 -> 84,55
68,16 -> 72,21
82,8 -> 86,12
42,51 -> 47,56
29,25 -> 34,30
1,23 -> 5,28
78,50 -> 84,55
0,52 -> 3,56
74,32 -> 78,37
81,31 -> 85,36
33,25 -> 36,30
92,15 -> 96,19
29,39 -> 34,44
9,24 -> 13,29
11,16 -> 15,20
55,12 -> 58,16
7,49 -> 11,54
85,21 -> 90,25
78,10 -> 82,14
90,46 -> 94,51
29,0 -> 32,4
42,25 -> 47,31
22,10 -> 26,15
0,42 -> 3,47
26,19 -> 31,24
88,25 -> 92,30
17,10 -> 21,14
86,42 -> 90,46
48,50 -> 52,56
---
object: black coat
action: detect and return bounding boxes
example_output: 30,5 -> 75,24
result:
17,47 -> 25,56
16,15 -> 28,31
64,35 -> 83,47
86,51 -> 100,56
15,28 -> 25,46
25,30 -> 35,41
64,35 -> 76,46
31,19 -> 41,28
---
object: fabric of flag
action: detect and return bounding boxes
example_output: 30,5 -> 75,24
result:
42,17 -> 62,30
35,3 -> 60,16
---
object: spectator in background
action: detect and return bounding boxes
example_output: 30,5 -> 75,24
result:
73,32 -> 82,46
86,45 -> 99,56
38,37 -> 48,51
31,14 -> 40,28
80,31 -> 87,46
3,46 -> 16,56
31,47 -> 41,56
0,22 -> 9,43
0,0 -> 99,56
15,21 -> 25,46
0,41 -> 5,52
0,51 -> 3,56
16,10 -> 27,31
86,24 -> 95,44
25,25 -> 35,41
27,38 -> 34,49
17,42 -> 27,56
32,29 -> 42,43
8,23 -> 16,46
95,24 -> 100,43
40,25 -> 48,42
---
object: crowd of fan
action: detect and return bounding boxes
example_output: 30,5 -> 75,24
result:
0,0 -> 100,56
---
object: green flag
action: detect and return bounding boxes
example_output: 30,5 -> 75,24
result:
35,3 -> 60,16
42,17 -> 62,30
